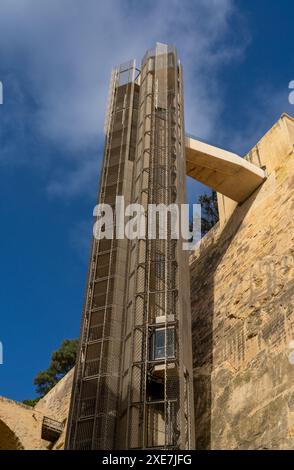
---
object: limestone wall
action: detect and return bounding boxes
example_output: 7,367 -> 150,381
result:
35,368 -> 74,449
0,368 -> 73,450
190,114 -> 294,449
0,396 -> 47,450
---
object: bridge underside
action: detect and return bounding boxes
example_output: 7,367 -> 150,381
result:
185,137 -> 267,203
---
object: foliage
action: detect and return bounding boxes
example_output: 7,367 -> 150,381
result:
22,338 -> 78,404
198,190 -> 219,236
22,397 -> 40,407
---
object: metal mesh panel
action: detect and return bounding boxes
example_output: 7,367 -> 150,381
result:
133,328 -> 144,362
146,403 -> 165,448
80,379 -> 97,418
66,44 -> 194,451
123,43 -> 194,450
66,60 -> 140,450
131,365 -> 143,402
75,419 -> 94,450
129,405 -> 143,449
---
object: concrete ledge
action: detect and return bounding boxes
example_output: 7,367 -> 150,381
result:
185,137 -> 267,203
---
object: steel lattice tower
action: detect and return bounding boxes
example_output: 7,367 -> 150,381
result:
65,44 -> 195,450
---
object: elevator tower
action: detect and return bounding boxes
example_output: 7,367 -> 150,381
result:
65,43 -> 195,450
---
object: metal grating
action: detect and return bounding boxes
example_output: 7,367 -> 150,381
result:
41,416 -> 64,443
119,43 -> 195,449
65,60 -> 140,450
66,44 -> 195,450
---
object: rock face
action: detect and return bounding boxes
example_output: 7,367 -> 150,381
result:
35,368 -> 74,449
0,368 -> 73,450
0,397 -> 46,450
190,114 -> 294,449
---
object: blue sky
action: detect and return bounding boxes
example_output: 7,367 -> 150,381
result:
0,0 -> 293,401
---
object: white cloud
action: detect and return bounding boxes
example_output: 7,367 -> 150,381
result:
47,154 -> 101,198
0,0 -> 248,196
220,85 -> 294,156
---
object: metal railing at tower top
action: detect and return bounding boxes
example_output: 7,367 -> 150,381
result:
142,42 -> 177,64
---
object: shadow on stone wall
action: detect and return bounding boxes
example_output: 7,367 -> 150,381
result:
0,419 -> 24,450
191,189 -> 260,449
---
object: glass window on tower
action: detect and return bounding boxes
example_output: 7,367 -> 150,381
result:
150,327 -> 175,361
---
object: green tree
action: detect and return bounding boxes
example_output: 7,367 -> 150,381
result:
198,190 -> 219,236
50,339 -> 79,376
23,339 -> 78,405
34,369 -> 59,397
22,397 -> 40,407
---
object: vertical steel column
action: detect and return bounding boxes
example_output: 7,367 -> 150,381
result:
123,43 -> 195,450
65,61 -> 140,450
